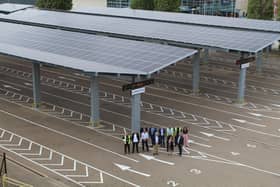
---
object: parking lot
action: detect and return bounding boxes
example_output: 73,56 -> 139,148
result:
0,50 -> 280,187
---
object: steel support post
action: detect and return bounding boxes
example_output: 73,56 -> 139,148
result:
237,53 -> 247,104
32,63 -> 40,108
237,67 -> 247,103
131,77 -> 141,133
203,48 -> 209,64
90,74 -> 100,127
192,50 -> 201,94
131,93 -> 141,133
256,51 -> 263,73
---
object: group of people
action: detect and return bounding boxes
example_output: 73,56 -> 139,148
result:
122,127 -> 189,156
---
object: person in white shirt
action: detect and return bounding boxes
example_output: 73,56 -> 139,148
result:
132,132 -> 140,153
153,132 -> 160,155
141,128 -> 149,152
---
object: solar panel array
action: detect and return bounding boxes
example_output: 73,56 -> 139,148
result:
0,22 -> 196,76
0,3 -> 32,14
73,7 -> 280,33
2,9 -> 279,53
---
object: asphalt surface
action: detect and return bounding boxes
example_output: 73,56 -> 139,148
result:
0,50 -> 279,187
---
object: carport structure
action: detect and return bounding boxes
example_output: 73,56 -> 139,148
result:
0,21 -> 196,132
0,7 -> 279,104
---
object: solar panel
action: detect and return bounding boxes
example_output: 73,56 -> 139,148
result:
1,9 -> 279,53
0,3 -> 32,14
0,22 -> 196,76
72,7 -> 280,33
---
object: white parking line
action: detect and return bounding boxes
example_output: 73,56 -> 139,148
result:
0,109 -> 139,163
0,128 -> 140,187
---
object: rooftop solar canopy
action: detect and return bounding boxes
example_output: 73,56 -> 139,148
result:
0,3 -> 32,14
0,22 -> 196,76
0,9 -> 279,53
72,7 -> 280,33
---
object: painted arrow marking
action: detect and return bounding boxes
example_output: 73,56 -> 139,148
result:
232,118 -> 266,127
58,76 -> 76,82
167,180 -> 180,187
139,153 -> 175,166
188,140 -> 212,148
231,152 -> 240,156
24,82 -> 32,86
190,169 -> 202,175
114,163 -> 151,177
249,113 -> 280,120
139,154 -> 175,166
3,84 -> 21,91
246,144 -> 256,148
200,132 -> 230,141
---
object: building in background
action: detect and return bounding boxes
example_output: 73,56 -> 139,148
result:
0,0 -> 35,4
235,0 -> 248,17
180,0 -> 237,16
0,0 -> 248,17
72,0 -> 106,9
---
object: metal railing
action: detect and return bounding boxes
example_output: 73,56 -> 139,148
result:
0,153 -> 33,187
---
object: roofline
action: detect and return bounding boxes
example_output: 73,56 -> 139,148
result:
0,17 -> 266,53
51,8 -> 280,34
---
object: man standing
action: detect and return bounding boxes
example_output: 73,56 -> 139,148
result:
122,133 -> 131,154
153,132 -> 160,155
177,132 -> 184,156
141,128 -> 149,152
132,132 -> 140,153
159,128 -> 166,147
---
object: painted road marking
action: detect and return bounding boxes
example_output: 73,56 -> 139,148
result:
2,84 -> 21,91
139,154 -> 175,166
232,118 -> 266,127
188,140 -> 212,148
167,180 -> 179,187
231,152 -> 240,156
271,104 -> 280,108
249,112 -> 280,120
58,76 -> 76,82
200,132 -> 230,141
2,81 -> 280,141
246,144 -> 257,148
114,163 -> 151,177
0,109 -> 139,163
24,82 -> 32,86
190,169 -> 202,175
0,128 -> 102,187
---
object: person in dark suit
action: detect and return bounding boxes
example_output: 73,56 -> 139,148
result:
176,132 -> 184,156
131,132 -> 140,153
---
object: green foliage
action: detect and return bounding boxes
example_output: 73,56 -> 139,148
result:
247,0 -> 273,20
36,0 -> 73,10
153,0 -> 180,12
130,0 -> 154,10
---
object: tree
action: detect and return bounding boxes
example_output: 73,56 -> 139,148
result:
36,0 -> 73,10
154,0 -> 180,12
130,0 -> 154,10
247,0 -> 273,20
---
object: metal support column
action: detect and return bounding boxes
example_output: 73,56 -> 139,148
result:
237,53 -> 247,103
90,74 -> 100,127
203,48 -> 209,64
131,77 -> 141,133
256,51 -> 263,73
32,63 -> 40,108
192,50 -> 200,94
